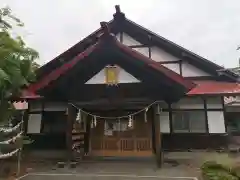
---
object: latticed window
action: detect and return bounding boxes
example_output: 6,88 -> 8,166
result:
105,65 -> 119,85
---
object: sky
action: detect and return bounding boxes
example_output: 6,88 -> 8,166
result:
1,0 -> 240,68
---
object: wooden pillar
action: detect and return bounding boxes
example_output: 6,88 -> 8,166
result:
66,104 -> 74,161
153,104 -> 163,168
221,96 -> 228,133
203,97 -> 209,133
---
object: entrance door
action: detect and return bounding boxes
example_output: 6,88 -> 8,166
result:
90,112 -> 153,157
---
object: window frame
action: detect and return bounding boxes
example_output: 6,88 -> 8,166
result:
172,110 -> 207,133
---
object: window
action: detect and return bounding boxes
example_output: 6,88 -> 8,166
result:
104,120 -> 120,132
172,111 -> 207,133
104,119 -> 131,136
27,114 -> 42,134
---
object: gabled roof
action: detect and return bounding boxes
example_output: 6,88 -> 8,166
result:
28,22 -> 195,95
36,5 -> 239,82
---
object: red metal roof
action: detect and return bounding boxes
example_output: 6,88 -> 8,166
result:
187,80 -> 240,96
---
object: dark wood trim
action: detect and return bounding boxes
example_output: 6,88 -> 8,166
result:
28,100 -> 44,113
168,103 -> 173,133
168,132 -> 215,134
154,104 -> 162,168
203,97 -> 209,133
179,60 -> 182,76
28,111 -> 42,114
40,100 -> 45,133
120,31 -> 123,43
151,107 -> 156,154
162,108 -> 224,112
25,133 -> 67,150
184,76 -> 219,81
148,35 -> 152,59
162,132 -> 228,135
27,102 -> 223,112
148,45 -> 151,59
23,107 -> 30,135
129,44 -> 150,48
158,60 -> 182,64
228,132 -> 240,136
188,93 -> 240,97
221,96 -> 227,133
85,116 -> 91,154
66,104 -> 74,161
161,133 -> 228,150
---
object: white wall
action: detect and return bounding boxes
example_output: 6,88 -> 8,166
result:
116,33 -> 212,77
153,104 -> 170,133
181,62 -> 211,77
85,67 -> 140,84
172,97 -> 204,109
172,97 -> 223,110
206,97 -> 225,133
27,114 -> 42,134
116,33 -> 121,41
133,47 -> 149,57
151,46 -> 179,62
122,33 -> 141,46
162,63 -> 180,74
159,112 -> 170,133
207,111 -> 225,133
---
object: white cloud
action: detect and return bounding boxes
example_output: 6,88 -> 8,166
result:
1,0 -> 240,67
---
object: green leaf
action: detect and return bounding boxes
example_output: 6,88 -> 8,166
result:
0,68 -> 10,81
0,7 -> 39,125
